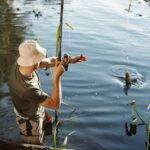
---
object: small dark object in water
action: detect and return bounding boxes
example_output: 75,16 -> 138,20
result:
35,14 -> 39,18
46,72 -> 50,76
34,11 -> 42,18
138,14 -> 142,17
33,10 -> 36,13
38,11 -> 42,16
125,71 -> 132,87
16,8 -> 20,11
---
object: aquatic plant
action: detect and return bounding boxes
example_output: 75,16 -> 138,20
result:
35,1 -> 75,147
53,121 -> 60,150
146,121 -> 150,150
53,119 -> 75,150
128,100 -> 145,124
128,100 -> 150,149
61,131 -> 75,150
56,22 -> 73,53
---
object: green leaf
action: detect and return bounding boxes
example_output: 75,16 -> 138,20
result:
65,22 -> 74,30
53,121 -> 60,149
35,35 -> 42,46
56,24 -> 61,50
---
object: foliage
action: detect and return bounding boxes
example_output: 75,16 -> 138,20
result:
53,121 -> 60,150
56,24 -> 61,51
128,100 -> 145,124
35,35 -> 43,46
53,120 -> 75,150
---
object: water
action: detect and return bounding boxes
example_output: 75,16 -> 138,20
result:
0,0 -> 150,149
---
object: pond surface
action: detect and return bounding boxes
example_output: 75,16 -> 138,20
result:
0,0 -> 150,149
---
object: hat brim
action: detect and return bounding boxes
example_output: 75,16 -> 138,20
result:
17,52 -> 46,67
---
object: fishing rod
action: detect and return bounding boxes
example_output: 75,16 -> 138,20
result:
56,0 -> 64,61
55,0 -> 64,123
55,0 -> 70,122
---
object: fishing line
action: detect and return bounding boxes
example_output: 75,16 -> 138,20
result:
64,7 -> 72,56
67,26 -> 71,53
121,0 -> 134,75
120,0 -> 134,94
126,0 -> 133,65
124,0 -> 133,66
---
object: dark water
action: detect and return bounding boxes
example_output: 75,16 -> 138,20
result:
0,0 -> 150,149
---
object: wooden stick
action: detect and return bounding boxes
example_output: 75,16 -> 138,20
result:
0,137 -> 73,150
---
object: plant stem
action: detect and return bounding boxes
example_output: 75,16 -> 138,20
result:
146,120 -> 150,150
53,121 -> 60,149
133,105 -> 145,124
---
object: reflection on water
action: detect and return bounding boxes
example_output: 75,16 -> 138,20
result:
0,0 -> 25,141
0,0 -> 26,95
125,100 -> 150,150
0,1 -> 25,54
125,121 -> 150,149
